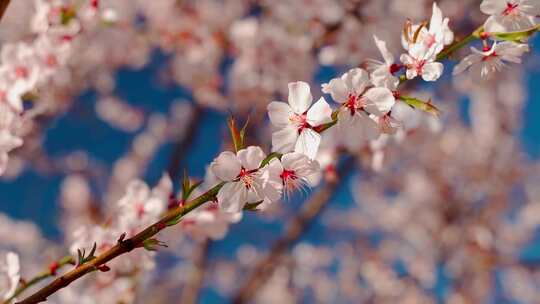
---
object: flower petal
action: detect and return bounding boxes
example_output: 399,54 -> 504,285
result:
306,97 -> 333,126
322,77 -> 349,103
452,53 -> 483,75
237,146 -> 266,171
267,101 -> 293,128
217,182 -> 247,213
373,35 -> 394,65
294,128 -> 321,160
271,126 -> 299,154
480,0 -> 507,15
421,62 -> 444,81
364,87 -> 395,116
210,151 -> 242,181
344,68 -> 370,95
288,81 -> 312,114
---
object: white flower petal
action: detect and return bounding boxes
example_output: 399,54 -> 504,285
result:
453,53 -> 483,75
288,81 -> 312,114
210,151 -> 241,181
217,182 -> 247,213
306,97 -> 333,126
421,62 -> 444,81
271,126 -> 299,154
480,0 -> 507,15
294,128 -> 321,160
267,102 -> 293,128
237,146 -> 266,171
364,87 -> 395,116
344,68 -> 370,95
322,77 -> 349,103
373,35 -> 394,65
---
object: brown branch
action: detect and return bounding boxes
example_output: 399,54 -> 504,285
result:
179,239 -> 211,304
231,156 -> 355,304
0,0 -> 10,22
15,183 -> 223,304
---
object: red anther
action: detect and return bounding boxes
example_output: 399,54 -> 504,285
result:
479,32 -> 490,40
49,262 -> 59,275
156,222 -> 166,230
502,2 -> 519,16
389,63 -> 402,75
482,45 -> 491,52
90,0 -> 99,9
280,169 -> 297,181
345,94 -> 359,115
392,91 -> 401,99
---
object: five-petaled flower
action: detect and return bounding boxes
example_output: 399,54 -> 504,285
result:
273,152 -> 320,198
322,68 -> 395,150
400,44 -> 444,81
268,81 -> 333,160
480,0 -> 540,33
211,146 -> 282,213
453,41 -> 530,78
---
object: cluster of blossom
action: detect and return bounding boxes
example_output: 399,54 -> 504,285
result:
202,64 -> 540,303
453,0 -> 538,78
266,3 -> 455,164
1,0 -> 540,302
0,0 -> 102,176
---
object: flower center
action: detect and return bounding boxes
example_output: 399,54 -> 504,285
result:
415,59 -> 427,75
280,169 -> 297,183
424,33 -> 437,48
482,49 -> 498,61
502,2 -> 519,16
345,94 -> 365,115
290,113 -> 311,134
238,167 -> 256,189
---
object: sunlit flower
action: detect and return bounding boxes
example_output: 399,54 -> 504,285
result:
211,146 -> 282,213
274,152 -> 320,197
117,174 -> 172,232
268,81 -> 333,160
322,68 -> 395,150
453,41 -> 530,78
401,2 -> 454,54
400,44 -> 444,81
481,0 -> 540,33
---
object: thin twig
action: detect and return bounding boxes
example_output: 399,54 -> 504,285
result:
231,156 -> 355,304
3,256 -> 75,304
15,184 -> 223,304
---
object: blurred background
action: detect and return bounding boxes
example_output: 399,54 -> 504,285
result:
1,0 -> 540,303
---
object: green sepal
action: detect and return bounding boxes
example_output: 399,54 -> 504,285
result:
399,95 -> 441,117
